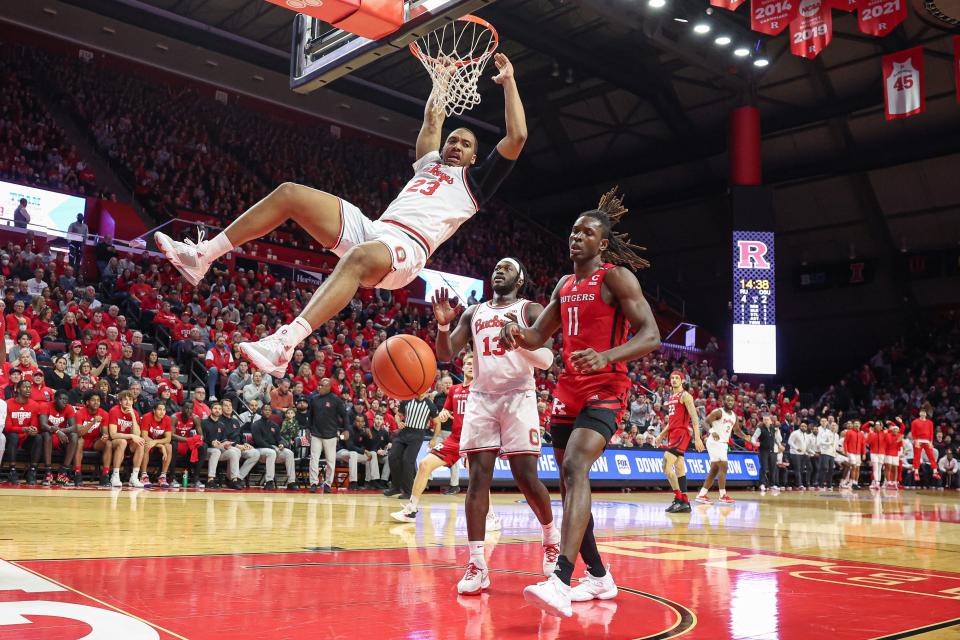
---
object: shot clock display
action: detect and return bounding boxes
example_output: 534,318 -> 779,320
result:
732,230 -> 777,375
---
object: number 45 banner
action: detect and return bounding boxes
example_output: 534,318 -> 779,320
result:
882,47 -> 925,120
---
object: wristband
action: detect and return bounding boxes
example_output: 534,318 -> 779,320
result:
438,324 -> 450,332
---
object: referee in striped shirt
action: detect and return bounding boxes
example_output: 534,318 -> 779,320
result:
384,392 -> 440,499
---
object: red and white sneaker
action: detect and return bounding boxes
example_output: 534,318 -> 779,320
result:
240,331 -> 295,379
154,230 -> 212,286
569,567 -> 617,602
694,494 -> 712,504
457,562 -> 490,595
718,494 -> 736,504
542,540 -> 560,576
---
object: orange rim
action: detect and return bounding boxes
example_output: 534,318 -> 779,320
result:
408,14 -> 499,68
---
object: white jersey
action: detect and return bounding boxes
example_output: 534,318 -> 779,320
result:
710,408 -> 738,442
378,150 -> 478,258
470,299 -> 536,395
885,60 -> 921,116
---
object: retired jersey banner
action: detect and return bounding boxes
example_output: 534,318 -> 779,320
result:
790,0 -> 832,58
712,0 -> 748,11
858,0 -> 907,37
954,36 -> 960,104
752,0 -> 797,35
883,47 -> 925,120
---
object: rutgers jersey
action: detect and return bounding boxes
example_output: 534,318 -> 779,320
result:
141,413 -> 172,440
558,264 -> 629,376
46,404 -> 76,429
108,406 -> 139,434
76,406 -> 108,439
378,150 -> 478,257
442,383 -> 471,440
174,413 -> 198,438
471,299 -> 537,394
711,408 -> 737,441
665,392 -> 691,433
5,398 -> 41,432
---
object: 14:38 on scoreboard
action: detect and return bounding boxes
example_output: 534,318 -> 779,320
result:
732,230 -> 777,375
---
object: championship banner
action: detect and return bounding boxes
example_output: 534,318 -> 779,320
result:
857,0 -> 907,37
752,0 -> 798,35
954,36 -> 960,104
882,47 -> 925,120
419,443 -> 762,483
790,0 -> 832,59
712,0 -> 748,11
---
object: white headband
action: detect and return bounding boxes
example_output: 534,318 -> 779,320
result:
500,258 -> 524,285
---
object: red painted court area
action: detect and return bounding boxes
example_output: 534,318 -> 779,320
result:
5,538 -> 960,639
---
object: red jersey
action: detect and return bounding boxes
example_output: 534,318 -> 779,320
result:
173,412 -> 200,438
867,429 -> 885,455
883,430 -> 902,456
108,406 -> 139,435
45,404 -> 76,430
442,383 -> 471,440
910,418 -> 934,442
5,398 -> 42,434
76,406 -> 109,439
664,391 -> 691,433
557,264 -> 629,377
842,429 -> 860,454
141,412 -> 172,440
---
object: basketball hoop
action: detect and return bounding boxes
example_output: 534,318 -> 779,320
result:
409,15 -> 499,117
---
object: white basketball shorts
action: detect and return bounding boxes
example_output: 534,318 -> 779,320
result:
460,389 -> 541,457
847,453 -> 861,465
884,454 -> 900,465
332,198 -> 428,290
705,437 -> 729,462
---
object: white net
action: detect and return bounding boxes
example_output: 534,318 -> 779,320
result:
409,16 -> 499,117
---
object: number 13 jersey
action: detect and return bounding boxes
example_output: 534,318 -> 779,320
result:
470,299 -> 537,394
558,264 -> 629,376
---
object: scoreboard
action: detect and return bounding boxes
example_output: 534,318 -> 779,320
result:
732,230 -> 777,374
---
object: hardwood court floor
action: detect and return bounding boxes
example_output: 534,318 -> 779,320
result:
1,485 -> 959,639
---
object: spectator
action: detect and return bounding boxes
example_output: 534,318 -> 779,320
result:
204,333 -> 234,401
13,198 -> 30,229
251,403 -> 298,490
306,377 -> 348,493
242,370 -> 271,407
269,377 -> 294,411
200,401 -> 241,490
939,451 -> 958,489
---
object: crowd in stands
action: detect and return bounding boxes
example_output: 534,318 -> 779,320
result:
0,47 -> 99,197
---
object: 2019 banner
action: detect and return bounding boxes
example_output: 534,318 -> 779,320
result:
418,444 -> 761,483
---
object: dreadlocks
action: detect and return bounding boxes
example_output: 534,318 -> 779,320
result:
581,187 -> 650,270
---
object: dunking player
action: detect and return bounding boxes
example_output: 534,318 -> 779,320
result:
390,353 -> 500,532
155,54 -> 526,378
656,371 -> 704,513
433,258 -> 559,596
500,189 -> 661,617
695,394 -> 748,504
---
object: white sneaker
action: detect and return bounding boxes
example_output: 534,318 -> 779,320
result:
457,562 -> 490,595
570,567 -> 617,602
523,574 -> 573,618
110,472 -> 122,488
390,505 -> 417,523
240,332 -> 294,379
130,475 -> 144,488
542,540 -> 560,576
154,230 -> 211,286
485,511 -> 501,532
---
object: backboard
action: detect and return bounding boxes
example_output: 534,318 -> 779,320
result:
290,0 -> 495,94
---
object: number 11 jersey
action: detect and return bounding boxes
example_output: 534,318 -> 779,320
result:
470,299 -> 537,395
558,263 -> 629,376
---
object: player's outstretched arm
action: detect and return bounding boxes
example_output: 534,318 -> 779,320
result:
415,88 -> 446,161
491,53 -> 527,160
433,287 -> 474,362
500,279 -> 564,351
569,267 -> 660,373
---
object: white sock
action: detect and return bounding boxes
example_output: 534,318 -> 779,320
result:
719,489 -> 727,497
279,317 -> 312,347
697,487 -> 708,498
131,467 -> 139,478
468,540 -> 486,568
541,520 -> 559,544
409,495 -> 420,510
203,233 -> 234,261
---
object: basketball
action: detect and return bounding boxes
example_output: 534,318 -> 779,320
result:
371,335 -> 438,400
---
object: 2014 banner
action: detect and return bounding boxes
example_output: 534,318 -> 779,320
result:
882,47 -> 925,120
751,0 -> 797,35
790,0 -> 833,59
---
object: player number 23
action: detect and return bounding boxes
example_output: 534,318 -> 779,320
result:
406,179 -> 442,196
